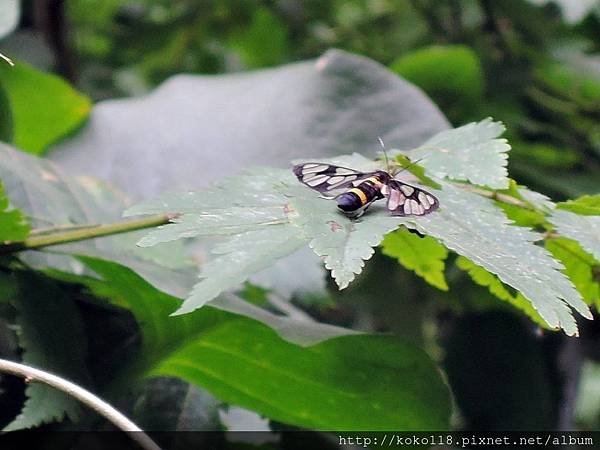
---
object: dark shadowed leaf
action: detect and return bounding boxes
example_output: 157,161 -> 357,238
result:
4,272 -> 87,431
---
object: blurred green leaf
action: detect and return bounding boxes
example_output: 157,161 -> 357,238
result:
557,194 -> 600,216
546,237 -> 600,309
0,180 -> 29,241
456,256 -> 550,329
535,59 -> 600,104
391,45 -> 484,122
511,142 -> 580,168
229,8 -> 290,68
0,61 -> 91,154
381,227 -> 449,291
77,256 -> 452,431
4,272 -> 87,431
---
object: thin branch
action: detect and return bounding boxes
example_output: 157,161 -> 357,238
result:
0,358 -> 161,450
0,213 -> 178,255
0,52 -> 14,66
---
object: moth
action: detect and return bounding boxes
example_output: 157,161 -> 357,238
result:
293,161 -> 439,219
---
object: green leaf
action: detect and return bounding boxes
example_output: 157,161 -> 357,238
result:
381,227 -> 449,291
71,256 -> 453,431
546,238 -> 600,310
5,272 -> 87,431
391,45 -> 484,121
409,118 -> 510,189
228,8 -> 290,68
557,195 -> 600,216
0,61 -> 91,154
455,256 -> 549,328
549,210 -> 600,262
0,180 -> 29,241
397,181 -> 590,336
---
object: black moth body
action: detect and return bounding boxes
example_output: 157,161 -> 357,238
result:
293,163 -> 439,218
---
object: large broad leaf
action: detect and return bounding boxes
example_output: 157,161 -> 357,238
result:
0,180 -> 29,241
49,49 -> 449,199
129,122 -> 590,335
0,61 -> 91,154
391,45 -> 484,122
4,272 -> 87,431
0,143 -> 355,346
67,256 -> 452,431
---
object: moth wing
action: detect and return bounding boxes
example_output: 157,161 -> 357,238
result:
383,180 -> 439,216
293,163 -> 376,198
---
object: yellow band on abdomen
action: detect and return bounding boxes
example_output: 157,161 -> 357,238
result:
349,188 -> 368,205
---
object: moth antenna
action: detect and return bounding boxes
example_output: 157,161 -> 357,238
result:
377,137 -> 391,173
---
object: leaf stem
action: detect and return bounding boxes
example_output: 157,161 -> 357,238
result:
0,214 -> 178,254
0,358 -> 162,450
456,184 -> 533,209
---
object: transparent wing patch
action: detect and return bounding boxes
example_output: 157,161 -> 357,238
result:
383,180 -> 439,216
293,163 -> 377,198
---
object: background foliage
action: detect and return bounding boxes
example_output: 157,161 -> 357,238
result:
0,0 -> 599,445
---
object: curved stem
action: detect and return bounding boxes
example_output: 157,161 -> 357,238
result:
0,52 -> 14,66
0,358 -> 161,450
